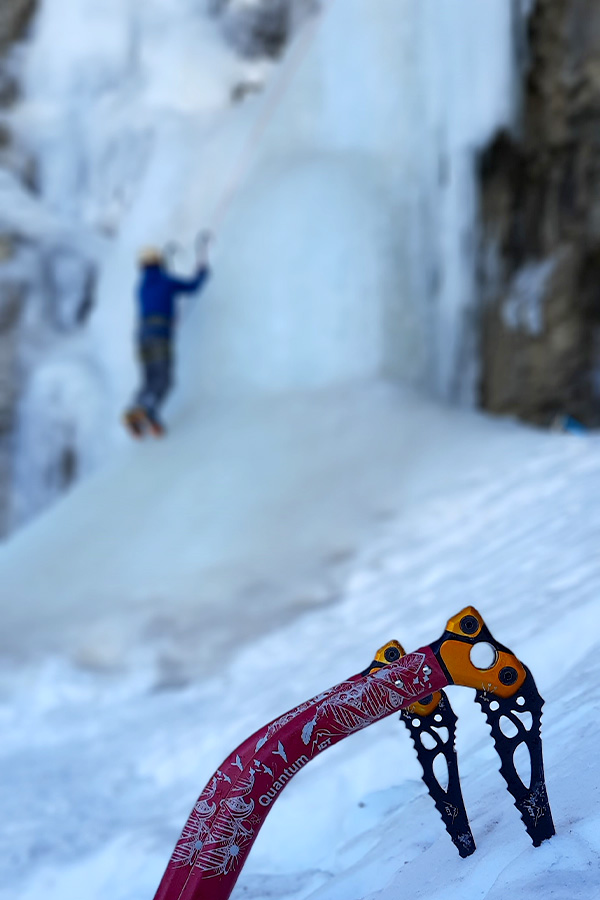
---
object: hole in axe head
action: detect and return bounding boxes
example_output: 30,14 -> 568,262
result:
470,642 -> 498,670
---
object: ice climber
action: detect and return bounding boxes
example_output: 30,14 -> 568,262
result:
123,237 -> 211,437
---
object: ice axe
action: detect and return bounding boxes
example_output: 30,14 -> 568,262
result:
161,232 -> 213,270
196,230 -> 213,268
152,607 -> 555,900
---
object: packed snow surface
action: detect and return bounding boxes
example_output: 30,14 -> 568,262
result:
0,388 -> 599,900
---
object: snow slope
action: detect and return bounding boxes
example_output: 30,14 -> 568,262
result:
0,411 -> 598,900
0,385 -> 567,673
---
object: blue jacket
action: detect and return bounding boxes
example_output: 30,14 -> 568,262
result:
138,264 -> 210,338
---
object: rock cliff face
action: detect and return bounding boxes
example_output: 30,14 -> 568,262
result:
0,0 -> 37,534
478,0 -> 600,426
0,0 -> 36,50
0,0 -> 36,105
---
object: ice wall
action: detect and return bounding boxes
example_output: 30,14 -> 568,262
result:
176,0 -> 518,398
193,0 -> 518,398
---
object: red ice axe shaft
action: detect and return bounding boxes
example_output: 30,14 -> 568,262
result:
153,607 -> 553,900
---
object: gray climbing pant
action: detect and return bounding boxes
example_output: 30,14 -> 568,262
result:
134,337 -> 173,418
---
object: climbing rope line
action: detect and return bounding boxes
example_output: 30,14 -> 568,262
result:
208,3 -> 332,236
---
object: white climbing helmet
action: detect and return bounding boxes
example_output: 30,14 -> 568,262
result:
138,246 -> 164,267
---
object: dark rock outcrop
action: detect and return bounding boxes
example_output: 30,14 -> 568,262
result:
0,239 -> 27,535
0,0 -> 37,103
211,0 -> 318,60
478,0 -> 600,426
0,0 -> 38,534
0,0 -> 36,52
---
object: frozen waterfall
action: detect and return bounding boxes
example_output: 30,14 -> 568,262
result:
10,0 -> 518,524
186,0 -> 517,399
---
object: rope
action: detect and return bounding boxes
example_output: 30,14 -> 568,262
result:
208,5 -> 329,235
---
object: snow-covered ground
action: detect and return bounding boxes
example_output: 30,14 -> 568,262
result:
1,394 -> 599,900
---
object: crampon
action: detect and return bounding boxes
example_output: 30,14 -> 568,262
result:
153,607 -> 554,900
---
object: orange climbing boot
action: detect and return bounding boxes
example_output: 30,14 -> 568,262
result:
146,413 -> 166,438
122,407 -> 148,438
